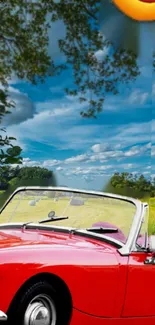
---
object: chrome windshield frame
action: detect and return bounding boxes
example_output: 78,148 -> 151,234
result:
0,186 -> 146,256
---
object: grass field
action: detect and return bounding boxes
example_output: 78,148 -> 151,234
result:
148,198 -> 155,235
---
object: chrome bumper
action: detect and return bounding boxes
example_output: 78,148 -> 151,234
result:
0,311 -> 7,321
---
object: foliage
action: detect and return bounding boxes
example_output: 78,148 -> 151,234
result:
0,89 -> 22,165
0,1 -> 140,168
0,0 -> 53,165
0,166 -> 57,207
104,172 -> 154,199
0,0 -> 139,118
0,166 -> 57,189
0,1 -> 53,84
0,0 -> 58,165
14,166 -> 56,186
43,0 -> 139,117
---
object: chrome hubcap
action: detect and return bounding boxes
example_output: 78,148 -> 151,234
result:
24,294 -> 56,325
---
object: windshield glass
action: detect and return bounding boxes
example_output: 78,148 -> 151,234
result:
0,189 -> 137,244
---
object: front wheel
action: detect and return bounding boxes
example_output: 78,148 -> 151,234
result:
24,293 -> 56,325
8,281 -> 59,325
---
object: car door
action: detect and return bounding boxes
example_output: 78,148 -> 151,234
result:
122,251 -> 155,317
122,203 -> 155,318
61,244 -> 127,318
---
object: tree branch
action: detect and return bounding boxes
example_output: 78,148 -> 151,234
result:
80,3 -> 98,21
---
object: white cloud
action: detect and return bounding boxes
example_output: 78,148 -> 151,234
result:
22,158 -> 41,167
103,87 -> 150,112
90,150 -> 123,162
7,74 -> 21,85
17,155 -> 150,191
6,111 -> 102,153
128,89 -> 149,105
65,154 -> 88,164
120,163 -> 135,169
56,167 -> 63,171
5,94 -> 152,169
22,158 -> 60,168
37,106 -> 73,117
95,48 -> 109,61
64,165 -> 113,177
124,143 -> 150,157
89,142 -> 150,163
42,160 -> 60,167
36,92 -> 87,117
143,171 -> 150,175
22,142 -> 149,171
113,122 -> 151,146
91,143 -> 111,153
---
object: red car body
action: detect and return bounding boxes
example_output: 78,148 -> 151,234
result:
0,187 -> 154,325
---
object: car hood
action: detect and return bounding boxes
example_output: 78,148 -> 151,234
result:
0,227 -> 115,253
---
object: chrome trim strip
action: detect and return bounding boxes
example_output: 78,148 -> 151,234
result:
0,186 -> 141,213
0,222 -> 74,232
71,229 -> 123,248
119,202 -> 149,255
0,310 -> 7,321
144,203 -> 149,250
0,223 -> 123,249
0,186 -> 144,256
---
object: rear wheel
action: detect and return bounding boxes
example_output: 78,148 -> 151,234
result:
7,281 -> 63,325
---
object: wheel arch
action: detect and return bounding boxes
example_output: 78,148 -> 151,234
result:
7,272 -> 72,324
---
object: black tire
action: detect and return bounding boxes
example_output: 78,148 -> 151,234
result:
7,281 -> 66,325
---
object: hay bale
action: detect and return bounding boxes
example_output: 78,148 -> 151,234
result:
29,200 -> 36,206
70,198 -> 84,206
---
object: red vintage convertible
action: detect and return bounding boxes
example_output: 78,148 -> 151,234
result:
0,186 -> 154,325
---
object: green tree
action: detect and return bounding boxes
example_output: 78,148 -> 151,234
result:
0,0 -> 143,195
0,0 -> 52,165
104,172 -> 152,199
0,165 -> 20,190
0,1 -> 139,157
9,166 -> 57,188
0,166 -> 57,208
0,90 -> 22,165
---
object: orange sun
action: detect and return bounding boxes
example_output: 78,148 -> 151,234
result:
113,0 -> 155,21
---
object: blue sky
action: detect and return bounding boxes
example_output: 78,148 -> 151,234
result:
2,10 -> 154,191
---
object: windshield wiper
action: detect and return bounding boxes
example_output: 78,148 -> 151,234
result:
22,216 -> 68,229
86,227 -> 118,234
39,216 -> 68,224
22,210 -> 68,228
